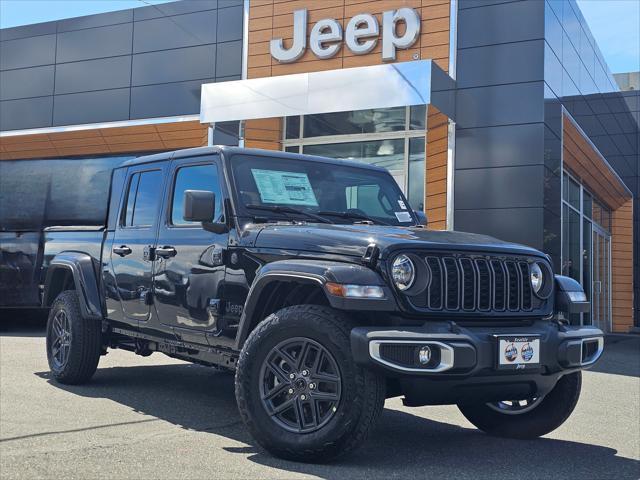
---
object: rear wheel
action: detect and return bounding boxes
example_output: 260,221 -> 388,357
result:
46,290 -> 102,385
235,305 -> 385,462
457,372 -> 582,439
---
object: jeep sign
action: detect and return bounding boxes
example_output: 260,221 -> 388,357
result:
270,8 -> 421,63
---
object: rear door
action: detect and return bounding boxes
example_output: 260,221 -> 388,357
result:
153,156 -> 228,344
111,162 -> 168,324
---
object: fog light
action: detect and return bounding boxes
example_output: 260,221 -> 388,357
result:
418,346 -> 432,365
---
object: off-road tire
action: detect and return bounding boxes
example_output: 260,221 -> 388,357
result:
235,304 -> 385,463
457,372 -> 582,439
46,290 -> 102,385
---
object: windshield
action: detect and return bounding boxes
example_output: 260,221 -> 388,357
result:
228,154 -> 417,227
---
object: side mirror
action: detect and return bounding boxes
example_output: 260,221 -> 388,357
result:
183,190 -> 215,223
414,210 -> 427,226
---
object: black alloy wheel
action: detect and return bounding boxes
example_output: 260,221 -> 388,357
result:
46,290 -> 102,385
49,310 -> 72,370
259,337 -> 342,433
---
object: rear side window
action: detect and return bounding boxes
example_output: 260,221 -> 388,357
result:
122,170 -> 163,227
171,164 -> 223,226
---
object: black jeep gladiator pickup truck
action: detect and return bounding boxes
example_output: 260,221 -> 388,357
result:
41,146 -> 603,462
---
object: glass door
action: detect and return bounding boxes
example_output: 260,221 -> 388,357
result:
591,226 -> 611,332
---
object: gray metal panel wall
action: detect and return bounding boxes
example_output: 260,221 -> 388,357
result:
543,0 -> 639,325
0,0 -> 244,131
454,0 -> 549,254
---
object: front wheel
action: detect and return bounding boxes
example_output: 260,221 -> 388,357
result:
457,372 -> 582,439
235,305 -> 385,462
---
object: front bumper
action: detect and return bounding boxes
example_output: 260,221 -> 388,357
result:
350,320 -> 603,406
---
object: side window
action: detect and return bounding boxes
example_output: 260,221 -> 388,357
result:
121,170 -> 163,227
171,164 -> 223,226
124,173 -> 139,227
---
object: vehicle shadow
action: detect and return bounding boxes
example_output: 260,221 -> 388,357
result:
36,362 -> 640,480
589,336 -> 640,378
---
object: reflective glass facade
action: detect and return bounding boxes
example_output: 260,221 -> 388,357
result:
283,106 -> 427,210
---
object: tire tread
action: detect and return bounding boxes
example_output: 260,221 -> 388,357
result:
235,304 -> 384,462
47,290 -> 102,385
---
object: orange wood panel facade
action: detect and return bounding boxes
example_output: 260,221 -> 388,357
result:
0,121 -> 208,160
426,105 -> 448,230
611,199 -> 634,332
245,0 -> 452,228
562,113 -> 635,332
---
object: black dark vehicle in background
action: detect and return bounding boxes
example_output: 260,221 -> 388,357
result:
0,156 -> 131,313
40,146 -> 603,462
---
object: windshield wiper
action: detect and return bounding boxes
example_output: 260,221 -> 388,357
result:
245,204 -> 332,224
318,210 -> 390,226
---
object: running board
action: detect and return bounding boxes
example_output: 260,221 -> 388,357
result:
110,326 -> 239,370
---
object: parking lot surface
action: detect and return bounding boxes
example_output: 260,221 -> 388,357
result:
1,314 -> 639,480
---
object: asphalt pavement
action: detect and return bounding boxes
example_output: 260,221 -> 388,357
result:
1,313 -> 638,480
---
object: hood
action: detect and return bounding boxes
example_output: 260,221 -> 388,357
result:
247,223 -> 544,259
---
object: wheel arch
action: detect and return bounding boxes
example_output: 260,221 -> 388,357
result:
43,253 -> 103,321
234,259 -> 397,350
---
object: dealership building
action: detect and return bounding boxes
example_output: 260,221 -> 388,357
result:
0,0 -> 638,332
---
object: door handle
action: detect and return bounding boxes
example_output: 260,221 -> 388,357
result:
155,246 -> 177,258
113,245 -> 132,257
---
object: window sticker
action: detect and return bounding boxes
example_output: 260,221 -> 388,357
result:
398,199 -> 407,210
395,211 -> 413,223
251,169 -> 319,206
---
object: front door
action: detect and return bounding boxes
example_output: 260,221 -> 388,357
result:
153,156 -> 228,344
592,226 -> 611,332
111,163 -> 168,323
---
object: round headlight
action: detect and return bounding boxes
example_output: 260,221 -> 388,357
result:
530,262 -> 544,294
392,254 -> 415,291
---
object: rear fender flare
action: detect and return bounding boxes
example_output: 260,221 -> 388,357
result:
43,253 -> 103,321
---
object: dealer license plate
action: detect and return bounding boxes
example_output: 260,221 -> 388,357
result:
496,336 -> 540,370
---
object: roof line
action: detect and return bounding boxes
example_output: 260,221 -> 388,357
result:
0,114 -> 200,138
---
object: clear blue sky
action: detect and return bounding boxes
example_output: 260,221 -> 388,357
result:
0,0 -> 638,73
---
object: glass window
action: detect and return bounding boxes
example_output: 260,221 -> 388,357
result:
346,184 -> 391,218
582,218 -> 592,325
562,173 -> 569,202
568,177 -> 580,210
123,170 -> 162,227
408,137 -> 425,210
591,200 -> 602,227
124,173 -> 139,227
303,107 -> 406,137
0,155 -> 133,230
285,116 -> 300,139
409,105 -> 426,130
211,121 -> 239,146
600,205 -> 611,231
230,154 -> 415,227
285,146 -> 299,153
582,190 -> 592,218
562,204 -> 581,282
171,164 -> 222,226
303,139 -> 405,189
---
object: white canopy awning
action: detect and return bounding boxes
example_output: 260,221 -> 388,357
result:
200,59 -> 454,124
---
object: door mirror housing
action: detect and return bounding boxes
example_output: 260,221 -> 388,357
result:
414,209 -> 427,227
183,190 -> 215,223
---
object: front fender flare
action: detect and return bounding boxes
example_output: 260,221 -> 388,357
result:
234,259 -> 397,349
43,252 -> 103,321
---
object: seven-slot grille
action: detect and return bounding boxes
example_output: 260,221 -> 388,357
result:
414,255 -> 535,313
